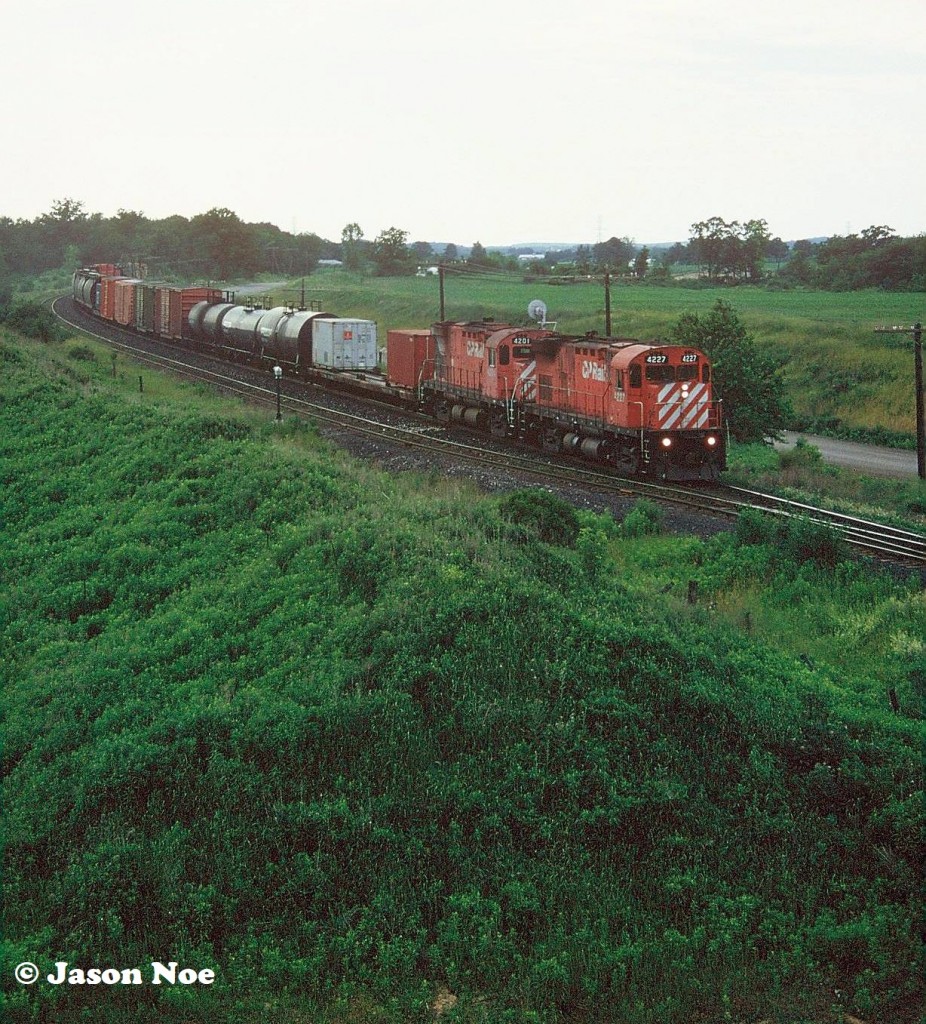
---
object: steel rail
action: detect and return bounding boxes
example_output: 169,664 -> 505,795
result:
52,297 -> 926,565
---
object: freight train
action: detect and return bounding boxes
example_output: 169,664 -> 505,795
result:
71,265 -> 726,481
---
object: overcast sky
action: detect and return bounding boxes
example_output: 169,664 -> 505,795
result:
2,0 -> 923,246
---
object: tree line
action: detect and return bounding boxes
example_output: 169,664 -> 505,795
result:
1,198 -> 922,291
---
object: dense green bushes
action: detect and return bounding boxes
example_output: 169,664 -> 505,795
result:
1,336 -> 923,1023
0,298 -> 63,342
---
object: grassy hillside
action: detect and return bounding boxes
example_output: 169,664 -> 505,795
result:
1,330 -> 923,1024
263,270 -> 923,442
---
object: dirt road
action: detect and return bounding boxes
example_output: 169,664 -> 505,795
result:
773,432 -> 920,478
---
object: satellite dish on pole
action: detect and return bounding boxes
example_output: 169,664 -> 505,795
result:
528,299 -> 548,324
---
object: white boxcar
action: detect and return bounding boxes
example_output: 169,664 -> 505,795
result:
312,318 -> 377,370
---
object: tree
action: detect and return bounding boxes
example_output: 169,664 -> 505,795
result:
690,217 -> 774,283
341,223 -> 365,270
190,207 -> 258,279
468,241 -> 489,266
575,245 -> 592,274
740,219 -> 771,282
767,237 -> 790,269
442,243 -> 459,262
371,227 -> 412,276
412,241 -> 434,264
40,197 -> 88,267
689,217 -> 732,281
633,246 -> 650,280
669,300 -> 792,443
43,197 -> 86,225
592,236 -> 634,273
663,242 -> 691,266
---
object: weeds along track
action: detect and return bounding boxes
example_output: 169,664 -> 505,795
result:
53,296 -> 926,566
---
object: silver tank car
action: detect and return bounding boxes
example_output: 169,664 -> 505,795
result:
72,270 -> 99,311
221,305 -> 269,357
187,300 -> 212,337
271,309 -> 335,366
199,302 -> 237,345
255,306 -> 292,361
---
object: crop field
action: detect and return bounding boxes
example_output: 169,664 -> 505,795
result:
270,271 -> 924,440
2,328 -> 923,1023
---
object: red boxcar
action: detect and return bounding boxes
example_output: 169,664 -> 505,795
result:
154,287 -> 185,339
114,280 -> 141,326
98,276 -> 128,321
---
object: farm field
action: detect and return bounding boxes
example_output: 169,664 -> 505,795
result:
2,328 -> 923,1024
268,272 -> 924,441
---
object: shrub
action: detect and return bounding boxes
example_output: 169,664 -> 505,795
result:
67,344 -> 97,362
734,507 -> 777,546
4,301 -> 63,342
778,515 -> 845,567
778,436 -> 823,470
498,488 -> 580,547
734,510 -> 845,569
620,499 -> 664,537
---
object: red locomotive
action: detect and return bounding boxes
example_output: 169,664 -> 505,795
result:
390,320 -> 725,481
73,264 -> 725,482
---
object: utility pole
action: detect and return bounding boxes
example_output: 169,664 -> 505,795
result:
874,322 -> 924,479
604,272 -> 612,336
438,264 -> 446,321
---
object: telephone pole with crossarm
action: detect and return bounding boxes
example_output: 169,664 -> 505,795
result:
874,322 -> 923,479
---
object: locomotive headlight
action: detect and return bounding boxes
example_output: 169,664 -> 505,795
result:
661,436 -> 673,448
706,435 -> 717,447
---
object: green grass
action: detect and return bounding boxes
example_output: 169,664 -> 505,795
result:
2,328 -> 923,1023
724,441 -> 926,527
249,271 -> 924,441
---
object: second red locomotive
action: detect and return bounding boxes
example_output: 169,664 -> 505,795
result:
388,320 -> 725,481
73,264 -> 725,482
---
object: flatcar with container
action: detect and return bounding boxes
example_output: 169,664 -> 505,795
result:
71,264 -> 725,481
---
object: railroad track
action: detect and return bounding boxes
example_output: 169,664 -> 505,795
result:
52,297 -> 926,566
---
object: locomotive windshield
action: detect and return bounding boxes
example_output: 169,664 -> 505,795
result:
643,363 -> 705,383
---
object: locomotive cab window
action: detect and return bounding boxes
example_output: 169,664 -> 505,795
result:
513,346 -> 532,359
702,364 -> 711,382
629,365 -> 642,388
499,344 -> 510,366
645,364 -> 675,382
677,365 -> 698,381
488,348 -> 496,368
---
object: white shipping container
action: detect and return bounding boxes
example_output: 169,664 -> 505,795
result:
312,318 -> 378,370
